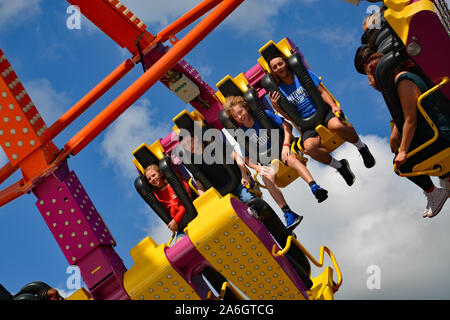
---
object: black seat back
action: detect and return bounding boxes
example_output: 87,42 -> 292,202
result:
133,144 -> 197,231
374,40 -> 449,172
259,44 -> 329,132
217,77 -> 283,163
0,284 -> 13,300
174,112 -> 241,197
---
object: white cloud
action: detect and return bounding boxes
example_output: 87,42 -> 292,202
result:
99,98 -> 172,178
145,215 -> 174,246
137,134 -> 450,299
258,135 -> 450,299
121,0 -> 290,38
121,0 -> 201,30
23,78 -> 70,126
296,25 -> 360,53
0,0 -> 42,30
55,287 -> 77,299
224,0 -> 290,37
196,64 -> 213,79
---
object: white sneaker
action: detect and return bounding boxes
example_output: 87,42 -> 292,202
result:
424,187 -> 449,218
439,177 -> 450,198
422,191 -> 430,218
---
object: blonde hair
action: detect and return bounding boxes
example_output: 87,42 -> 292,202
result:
144,164 -> 168,186
223,95 -> 248,118
144,163 -> 160,174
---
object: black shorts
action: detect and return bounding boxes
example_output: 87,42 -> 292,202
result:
300,108 -> 336,147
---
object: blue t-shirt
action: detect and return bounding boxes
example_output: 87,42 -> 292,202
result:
241,109 -> 284,161
278,69 -> 322,118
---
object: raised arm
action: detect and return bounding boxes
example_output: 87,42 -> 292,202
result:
233,150 -> 250,186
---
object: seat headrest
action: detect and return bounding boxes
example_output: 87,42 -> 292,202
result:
219,109 -> 239,130
217,77 -> 244,98
132,143 -> 160,174
260,42 -> 285,65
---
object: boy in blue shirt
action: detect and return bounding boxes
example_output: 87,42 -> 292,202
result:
223,95 -> 328,232
268,54 -> 376,186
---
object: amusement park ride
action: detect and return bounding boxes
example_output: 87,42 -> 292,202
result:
0,0 -> 448,300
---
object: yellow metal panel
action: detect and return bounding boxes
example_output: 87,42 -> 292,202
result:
123,236 -> 201,300
133,158 -> 144,175
216,73 -> 249,97
385,0 -> 435,44
233,73 -> 249,93
258,38 -> 294,72
315,125 -> 346,154
65,287 -> 92,300
149,139 -> 165,161
215,91 -> 226,104
257,56 -> 270,74
385,0 -> 410,11
132,142 -> 151,157
172,124 -> 180,135
271,159 -> 299,188
412,148 -> 450,176
173,109 -> 205,125
190,109 -> 206,122
173,109 -> 205,132
276,38 -> 295,59
215,74 -> 235,104
309,267 -> 335,300
189,189 -> 306,300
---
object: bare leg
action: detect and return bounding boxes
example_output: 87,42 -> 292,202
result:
261,173 -> 288,209
327,118 -> 359,144
285,154 -> 314,184
303,136 -> 333,165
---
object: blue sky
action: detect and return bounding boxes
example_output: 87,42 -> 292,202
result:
0,0 -> 449,299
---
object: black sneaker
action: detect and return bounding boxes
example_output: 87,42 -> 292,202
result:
310,184 -> 328,203
359,144 -> 376,168
337,159 -> 355,186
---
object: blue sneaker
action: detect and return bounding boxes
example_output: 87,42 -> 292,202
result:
310,183 -> 328,203
284,211 -> 303,232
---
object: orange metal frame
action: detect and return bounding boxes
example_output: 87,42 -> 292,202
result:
0,0 -> 245,207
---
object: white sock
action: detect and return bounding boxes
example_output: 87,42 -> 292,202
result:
328,158 -> 342,169
353,137 -> 365,150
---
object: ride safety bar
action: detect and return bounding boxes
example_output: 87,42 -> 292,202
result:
394,76 -> 449,177
272,235 -> 342,293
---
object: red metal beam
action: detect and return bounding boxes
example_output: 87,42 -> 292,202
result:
0,179 -> 24,207
65,0 -> 245,156
44,59 -> 135,144
67,0 -> 154,56
153,0 -> 223,44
